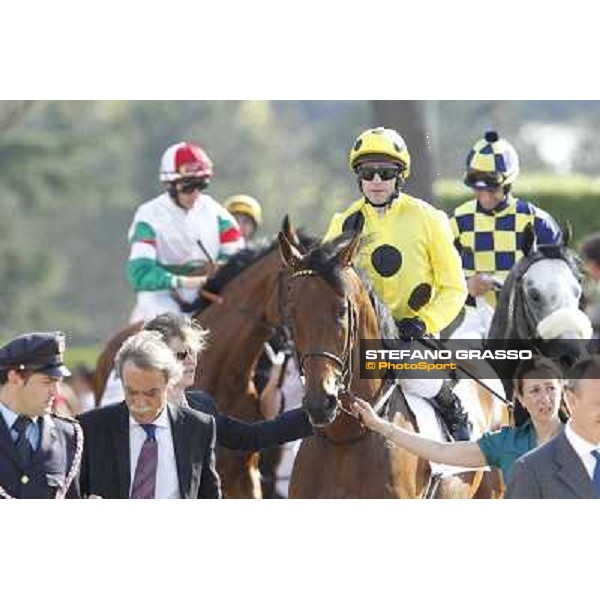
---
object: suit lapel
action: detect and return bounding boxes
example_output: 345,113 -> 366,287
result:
0,413 -> 20,467
112,402 -> 131,498
554,432 -> 597,499
168,404 -> 191,499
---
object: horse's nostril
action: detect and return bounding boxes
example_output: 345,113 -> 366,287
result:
324,393 -> 338,412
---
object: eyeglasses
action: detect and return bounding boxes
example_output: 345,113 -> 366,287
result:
464,172 -> 504,189
356,165 -> 400,181
175,349 -> 192,361
178,179 -> 209,194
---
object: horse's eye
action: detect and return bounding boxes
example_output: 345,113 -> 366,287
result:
529,288 -> 542,303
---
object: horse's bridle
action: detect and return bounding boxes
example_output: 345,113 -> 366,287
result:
288,268 -> 358,397
507,247 -> 581,342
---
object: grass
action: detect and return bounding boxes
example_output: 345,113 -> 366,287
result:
65,345 -> 101,370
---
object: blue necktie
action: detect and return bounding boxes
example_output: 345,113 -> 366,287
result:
12,416 -> 33,465
592,449 -> 600,496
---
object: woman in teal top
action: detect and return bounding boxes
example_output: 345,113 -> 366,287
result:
353,357 -> 567,484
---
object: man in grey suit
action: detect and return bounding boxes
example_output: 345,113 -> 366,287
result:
506,356 -> 600,499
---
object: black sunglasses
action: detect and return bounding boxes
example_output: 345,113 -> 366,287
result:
175,349 -> 192,361
178,179 -> 209,194
465,172 -> 503,189
356,165 -> 400,181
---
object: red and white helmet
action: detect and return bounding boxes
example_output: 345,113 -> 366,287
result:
159,142 -> 214,183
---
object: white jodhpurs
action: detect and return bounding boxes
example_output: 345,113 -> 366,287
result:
450,299 -> 495,341
129,289 -> 199,323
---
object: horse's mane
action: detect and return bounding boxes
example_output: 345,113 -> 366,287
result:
192,230 -> 318,313
489,244 -> 583,340
298,233 -> 398,339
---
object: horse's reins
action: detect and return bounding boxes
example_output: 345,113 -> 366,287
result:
198,288 -> 279,336
416,336 -> 512,407
187,236 -> 282,334
287,266 -> 509,431
198,268 -> 297,340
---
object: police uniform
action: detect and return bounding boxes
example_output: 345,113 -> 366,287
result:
0,332 -> 82,499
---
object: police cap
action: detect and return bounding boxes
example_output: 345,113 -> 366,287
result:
0,332 -> 71,378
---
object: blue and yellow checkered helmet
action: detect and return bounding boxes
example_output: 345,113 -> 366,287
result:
464,131 -> 520,189
349,127 -> 411,181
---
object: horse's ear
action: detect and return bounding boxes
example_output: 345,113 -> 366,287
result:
281,215 -> 302,249
522,223 -> 537,256
278,231 -> 303,270
336,228 -> 361,267
561,220 -> 573,247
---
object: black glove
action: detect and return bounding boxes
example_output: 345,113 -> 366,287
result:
396,317 -> 427,341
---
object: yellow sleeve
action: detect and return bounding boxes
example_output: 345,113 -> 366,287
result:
323,212 -> 345,242
419,210 -> 468,333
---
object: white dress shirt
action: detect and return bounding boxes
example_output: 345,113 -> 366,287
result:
564,420 -> 600,480
129,408 -> 180,499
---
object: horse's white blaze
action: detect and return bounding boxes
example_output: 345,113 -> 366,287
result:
522,258 -> 591,339
522,259 -> 580,317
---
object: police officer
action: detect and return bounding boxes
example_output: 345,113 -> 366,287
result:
0,332 -> 83,499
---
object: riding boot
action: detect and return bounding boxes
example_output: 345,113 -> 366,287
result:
434,380 -> 472,442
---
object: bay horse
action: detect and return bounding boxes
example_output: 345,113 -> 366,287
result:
94,221 -> 316,498
279,227 -> 507,499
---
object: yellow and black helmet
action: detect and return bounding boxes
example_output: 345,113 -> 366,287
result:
223,194 -> 263,226
349,127 -> 411,181
464,131 -> 520,189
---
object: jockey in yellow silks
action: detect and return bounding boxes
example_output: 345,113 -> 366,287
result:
324,127 -> 471,440
324,195 -> 466,335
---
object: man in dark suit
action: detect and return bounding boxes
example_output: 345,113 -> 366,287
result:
506,356 -> 600,499
0,332 -> 82,499
79,330 -> 220,499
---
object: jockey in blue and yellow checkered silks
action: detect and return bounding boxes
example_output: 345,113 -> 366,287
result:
450,131 -> 562,310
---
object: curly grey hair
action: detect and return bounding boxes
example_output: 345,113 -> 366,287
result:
144,312 -> 209,354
